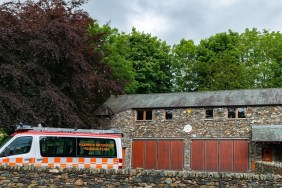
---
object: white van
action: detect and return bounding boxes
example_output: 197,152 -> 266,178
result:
0,125 -> 123,169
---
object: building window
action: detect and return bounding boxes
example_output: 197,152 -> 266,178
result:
227,107 -> 246,119
165,110 -> 173,120
238,108 -> 246,118
205,108 -> 213,119
228,107 -> 236,118
136,109 -> 153,121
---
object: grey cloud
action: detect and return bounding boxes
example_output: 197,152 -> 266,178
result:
2,0 -> 282,45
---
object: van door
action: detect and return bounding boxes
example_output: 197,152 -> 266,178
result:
0,135 -> 35,166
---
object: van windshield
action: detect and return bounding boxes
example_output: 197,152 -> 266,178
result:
0,136 -> 13,149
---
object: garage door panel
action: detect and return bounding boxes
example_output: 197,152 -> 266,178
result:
171,140 -> 184,170
145,140 -> 157,169
132,139 -> 184,170
191,139 -> 249,172
158,140 -> 170,169
205,140 -> 218,171
132,140 -> 144,168
234,140 -> 248,172
219,140 -> 233,172
191,140 -> 204,171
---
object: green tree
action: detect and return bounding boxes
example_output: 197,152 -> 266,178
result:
238,28 -> 272,88
191,30 -> 251,91
238,28 -> 282,88
171,39 -> 197,91
127,28 -> 173,94
259,30 -> 282,87
88,23 -> 137,93
173,28 -> 282,91
90,26 -> 174,94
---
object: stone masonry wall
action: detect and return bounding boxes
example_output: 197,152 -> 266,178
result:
104,106 -> 282,170
255,161 -> 282,175
1,165 -> 282,187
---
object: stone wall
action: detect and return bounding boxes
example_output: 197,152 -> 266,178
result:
105,106 -> 282,169
1,165 -> 282,187
255,161 -> 282,176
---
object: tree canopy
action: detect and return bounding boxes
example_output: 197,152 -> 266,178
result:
0,0 -> 123,130
89,25 -> 173,94
171,29 -> 282,91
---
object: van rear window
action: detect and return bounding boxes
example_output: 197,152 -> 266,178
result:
39,136 -> 117,158
77,138 -> 117,158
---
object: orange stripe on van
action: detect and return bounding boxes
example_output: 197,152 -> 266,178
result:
78,158 -> 84,163
102,158 -> 107,163
29,158 -> 35,163
42,158 -> 48,163
114,158 -> 118,164
90,158 -> 96,163
3,158 -> 9,163
54,157 -> 60,163
84,164 -> 90,168
16,158 -> 23,163
10,163 -> 16,166
66,157 -> 73,163
107,164 -> 113,169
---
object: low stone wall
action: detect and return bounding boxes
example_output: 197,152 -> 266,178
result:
255,161 -> 282,175
1,165 -> 282,187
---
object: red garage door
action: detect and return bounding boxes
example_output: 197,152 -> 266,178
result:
191,139 -> 249,172
191,140 -> 204,171
132,139 -> 184,170
219,140 -> 233,171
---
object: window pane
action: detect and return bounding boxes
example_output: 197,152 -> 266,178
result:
0,136 -> 13,148
165,110 -> 173,120
40,137 -> 76,157
136,110 -> 144,120
145,110 -> 152,120
238,108 -> 246,118
77,138 -> 117,157
228,108 -> 236,118
5,136 -> 32,156
205,108 -> 213,119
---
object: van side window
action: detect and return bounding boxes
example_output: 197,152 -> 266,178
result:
40,137 -> 76,157
3,136 -> 32,156
77,138 -> 117,158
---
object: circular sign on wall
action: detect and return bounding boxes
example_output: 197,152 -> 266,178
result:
183,124 -> 192,133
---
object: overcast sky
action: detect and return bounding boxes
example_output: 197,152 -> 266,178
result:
81,0 -> 282,45
1,0 -> 282,45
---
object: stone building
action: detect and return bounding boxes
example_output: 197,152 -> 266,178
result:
95,88 -> 282,172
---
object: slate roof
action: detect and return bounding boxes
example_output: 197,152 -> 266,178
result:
252,125 -> 282,142
96,88 -> 282,115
